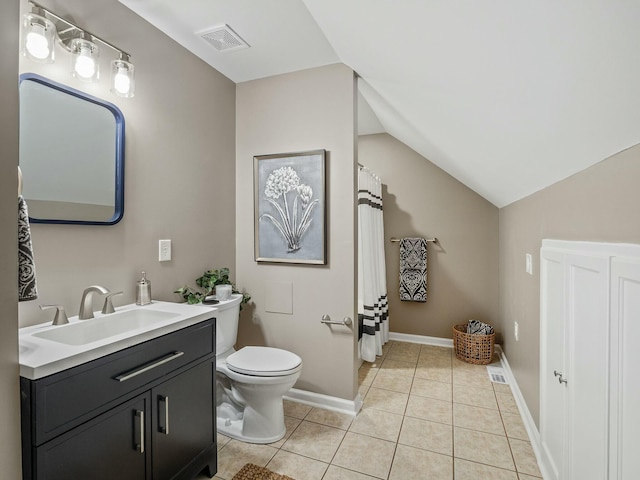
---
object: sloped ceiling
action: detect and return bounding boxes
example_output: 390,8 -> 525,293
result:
119,0 -> 640,207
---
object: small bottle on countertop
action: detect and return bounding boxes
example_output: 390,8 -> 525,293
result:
136,271 -> 152,305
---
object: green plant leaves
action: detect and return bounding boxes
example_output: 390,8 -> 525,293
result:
174,267 -> 251,308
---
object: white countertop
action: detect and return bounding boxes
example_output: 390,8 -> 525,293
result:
19,301 -> 217,380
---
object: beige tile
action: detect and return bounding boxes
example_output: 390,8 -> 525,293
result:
496,391 -> 520,415
517,474 -> 543,480
411,377 -> 452,401
195,473 -> 222,480
217,432 -> 231,451
363,387 -> 409,415
371,370 -> 414,393
405,395 -> 452,425
389,444 -> 453,480
414,364 -> 452,383
306,407 -> 353,430
453,403 -> 505,436
501,412 -> 529,441
509,438 -> 543,477
493,382 -> 513,393
332,432 -> 396,479
417,354 -> 452,368
322,465 -> 379,480
283,399 -> 312,419
398,416 -> 453,456
358,367 -> 379,387
454,458 -> 518,480
349,408 -> 403,442
215,439 -> 278,479
453,384 -> 498,409
420,345 -> 453,357
380,358 -> 416,377
266,450 -> 328,480
281,420 -> 345,463
452,370 -> 494,390
268,415 -> 302,448
453,427 -> 515,471
358,384 -> 370,398
386,342 -> 421,363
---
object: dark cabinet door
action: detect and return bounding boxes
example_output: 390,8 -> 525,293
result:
36,393 -> 151,480
152,360 -> 214,480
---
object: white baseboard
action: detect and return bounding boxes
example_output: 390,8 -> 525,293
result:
495,345 -> 549,480
284,388 -> 362,416
389,331 -> 454,348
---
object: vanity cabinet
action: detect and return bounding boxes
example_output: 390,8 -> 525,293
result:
21,318 -> 217,480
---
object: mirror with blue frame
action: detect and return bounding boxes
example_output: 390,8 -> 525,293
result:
19,73 -> 124,225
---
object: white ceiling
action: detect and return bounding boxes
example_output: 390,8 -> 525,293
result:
119,0 -> 640,207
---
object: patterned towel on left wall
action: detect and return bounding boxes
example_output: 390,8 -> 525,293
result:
399,237 -> 427,302
18,195 -> 37,301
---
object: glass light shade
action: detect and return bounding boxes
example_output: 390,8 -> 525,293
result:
70,38 -> 99,82
23,12 -> 56,63
110,57 -> 135,98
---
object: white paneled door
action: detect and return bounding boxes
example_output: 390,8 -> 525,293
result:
540,240 -> 640,480
610,258 -> 640,479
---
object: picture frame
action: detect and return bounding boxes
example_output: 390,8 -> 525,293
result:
254,149 -> 326,264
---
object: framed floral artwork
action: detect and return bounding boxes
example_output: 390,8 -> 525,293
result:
254,150 -> 326,264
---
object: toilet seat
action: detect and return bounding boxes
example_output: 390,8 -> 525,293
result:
226,346 -> 302,377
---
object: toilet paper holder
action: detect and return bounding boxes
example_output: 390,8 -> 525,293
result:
321,314 -> 352,326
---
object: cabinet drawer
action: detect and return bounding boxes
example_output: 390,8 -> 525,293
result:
31,319 -> 214,445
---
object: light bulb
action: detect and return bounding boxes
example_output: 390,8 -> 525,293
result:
74,46 -> 96,79
25,24 -> 50,59
110,57 -> 135,98
71,38 -> 99,82
113,67 -> 131,95
22,12 -> 55,63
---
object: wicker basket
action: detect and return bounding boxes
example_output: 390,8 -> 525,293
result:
452,323 -> 495,365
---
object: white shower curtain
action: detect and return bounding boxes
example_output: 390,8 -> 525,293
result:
358,167 -> 389,362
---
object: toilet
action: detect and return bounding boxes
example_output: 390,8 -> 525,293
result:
212,294 -> 302,444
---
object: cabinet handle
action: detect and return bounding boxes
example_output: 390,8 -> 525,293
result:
114,351 -> 184,382
554,370 -> 568,385
134,410 -> 145,453
159,395 -> 170,435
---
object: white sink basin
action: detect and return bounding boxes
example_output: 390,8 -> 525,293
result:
19,301 -> 218,380
32,309 -> 180,346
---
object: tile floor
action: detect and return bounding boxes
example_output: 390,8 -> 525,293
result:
201,341 -> 543,480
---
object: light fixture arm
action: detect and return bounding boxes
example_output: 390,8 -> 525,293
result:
29,1 -> 131,60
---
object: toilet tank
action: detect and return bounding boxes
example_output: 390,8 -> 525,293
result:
212,293 -> 242,358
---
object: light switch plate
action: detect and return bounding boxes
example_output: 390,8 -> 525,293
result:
525,253 -> 533,275
159,239 -> 171,261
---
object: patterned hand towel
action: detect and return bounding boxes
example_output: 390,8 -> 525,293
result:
399,237 -> 427,302
18,195 -> 38,301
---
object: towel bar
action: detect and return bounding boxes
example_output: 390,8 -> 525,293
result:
320,314 -> 352,326
390,237 -> 438,243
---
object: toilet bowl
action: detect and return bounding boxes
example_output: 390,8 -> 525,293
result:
211,294 -> 302,444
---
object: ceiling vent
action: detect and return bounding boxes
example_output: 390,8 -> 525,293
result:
198,24 -> 249,53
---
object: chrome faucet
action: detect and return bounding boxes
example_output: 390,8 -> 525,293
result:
78,285 -> 110,320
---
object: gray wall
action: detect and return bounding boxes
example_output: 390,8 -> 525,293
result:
499,143 -> 640,425
236,64 -> 359,401
359,134 -> 499,339
0,0 -> 23,476
18,0 -> 237,327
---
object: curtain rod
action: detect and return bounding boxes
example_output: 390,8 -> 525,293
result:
390,237 -> 438,244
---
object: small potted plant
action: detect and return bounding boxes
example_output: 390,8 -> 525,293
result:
174,267 -> 251,308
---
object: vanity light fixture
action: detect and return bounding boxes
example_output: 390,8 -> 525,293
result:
22,1 -> 136,98
70,36 -> 99,82
110,53 -> 135,98
22,6 -> 55,63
